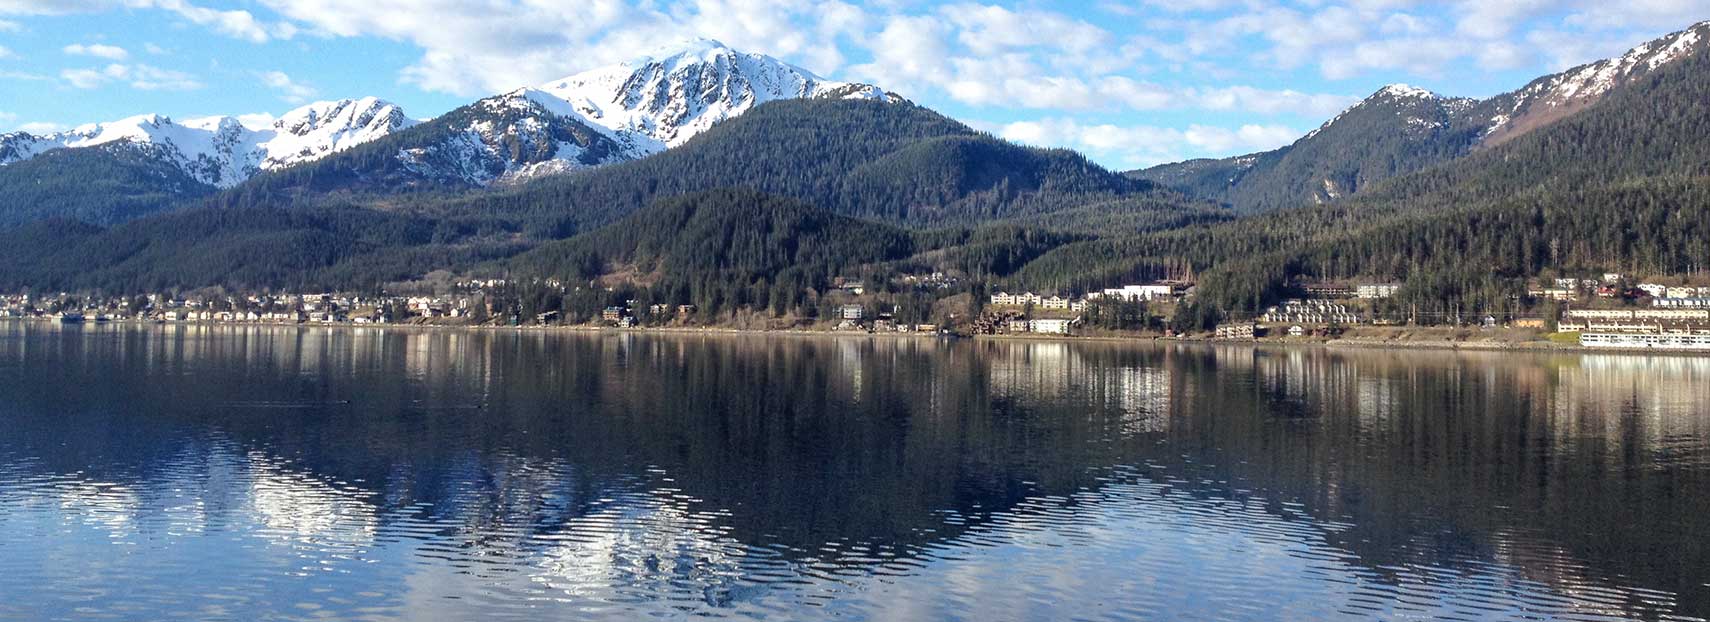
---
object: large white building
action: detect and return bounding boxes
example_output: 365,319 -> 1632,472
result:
1097,285 -> 1176,302
1030,318 -> 1076,334
1356,283 -> 1401,299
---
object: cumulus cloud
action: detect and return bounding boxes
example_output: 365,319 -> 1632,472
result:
253,0 -> 861,96
999,117 -> 1300,169
0,0 -> 116,15
1566,0 -> 1710,31
0,69 -> 50,81
16,121 -> 65,134
63,42 -> 128,60
62,63 -> 201,90
1,0 -> 288,41
847,7 -> 1352,119
236,112 -> 276,130
4,0 -> 1704,167
259,70 -> 316,103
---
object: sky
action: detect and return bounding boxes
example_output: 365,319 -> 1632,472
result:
0,0 -> 1704,170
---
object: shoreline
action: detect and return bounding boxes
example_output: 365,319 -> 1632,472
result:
6,317 -> 1704,356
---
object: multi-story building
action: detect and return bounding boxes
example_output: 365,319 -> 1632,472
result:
1356,283 -> 1402,299
1262,300 -> 1361,325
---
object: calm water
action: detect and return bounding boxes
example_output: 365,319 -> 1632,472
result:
1,322 -> 1707,621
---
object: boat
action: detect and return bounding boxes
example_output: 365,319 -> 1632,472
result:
55,312 -> 85,324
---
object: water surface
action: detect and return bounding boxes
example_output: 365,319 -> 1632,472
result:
1,322 -> 1707,621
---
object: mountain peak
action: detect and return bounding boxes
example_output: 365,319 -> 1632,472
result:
536,42 -> 887,149
643,36 -> 733,59
1375,83 -> 1438,100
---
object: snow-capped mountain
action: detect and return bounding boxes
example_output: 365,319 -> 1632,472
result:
1136,20 -> 1710,212
1482,20 -> 1707,144
0,40 -> 899,193
258,98 -> 418,170
0,97 -> 414,188
391,38 -> 901,186
538,37 -> 897,153
391,88 -> 630,186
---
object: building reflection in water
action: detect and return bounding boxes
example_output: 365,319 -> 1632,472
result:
0,321 -> 1706,621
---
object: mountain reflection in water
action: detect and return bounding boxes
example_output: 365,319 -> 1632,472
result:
0,322 -> 1706,621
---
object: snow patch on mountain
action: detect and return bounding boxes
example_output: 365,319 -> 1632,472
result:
396,39 -> 901,186
536,38 -> 897,154
0,98 -> 414,187
1377,83 -> 1436,99
1502,21 -> 1707,115
259,97 -> 415,170
2,40 -> 901,189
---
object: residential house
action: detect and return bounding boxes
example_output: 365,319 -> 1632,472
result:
1637,283 -> 1669,298
1356,283 -> 1402,299
1030,318 -> 1076,335
1214,323 -> 1257,339
1098,284 -> 1175,302
1262,300 -> 1360,325
840,305 -> 866,321
1304,284 -> 1354,299
1655,297 -> 1710,309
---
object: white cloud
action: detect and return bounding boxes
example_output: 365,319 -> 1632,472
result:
127,63 -> 201,90
63,42 -> 128,60
59,66 -> 112,88
1319,37 -> 1466,79
1192,86 -> 1357,117
1,0 -> 288,41
943,3 -> 1111,58
999,117 -> 1300,169
135,0 -> 287,42
0,18 -> 20,30
0,110 -> 14,124
255,0 -> 863,96
1454,0 -> 1555,40
259,70 -> 316,103
61,62 -> 201,90
0,44 -> 13,59
1566,0 -> 1710,31
0,0 -> 117,15
0,69 -> 50,81
236,112 -> 276,129
17,121 -> 65,134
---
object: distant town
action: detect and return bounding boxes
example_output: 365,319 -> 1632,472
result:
7,271 -> 1710,351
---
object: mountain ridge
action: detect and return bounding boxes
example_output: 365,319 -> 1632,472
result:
1133,20 -> 1710,213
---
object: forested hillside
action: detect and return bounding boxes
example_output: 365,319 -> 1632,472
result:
0,207 -> 495,292
1013,43 -> 1710,316
1133,86 -> 1489,214
505,189 -> 916,316
1135,22 -> 1710,214
0,144 -> 217,227
219,98 -> 1205,236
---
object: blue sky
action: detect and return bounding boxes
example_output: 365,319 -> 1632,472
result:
0,0 -> 1703,169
